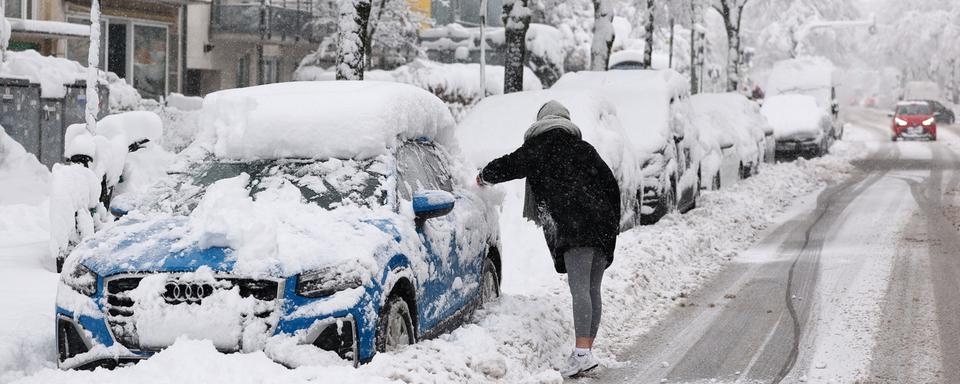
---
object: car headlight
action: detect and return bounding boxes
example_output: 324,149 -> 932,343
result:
923,117 -> 935,126
895,117 -> 908,126
296,266 -> 364,298
63,263 -> 98,296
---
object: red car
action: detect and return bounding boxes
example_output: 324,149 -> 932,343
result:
891,101 -> 937,141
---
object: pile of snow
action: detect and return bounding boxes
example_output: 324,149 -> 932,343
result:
294,59 -> 543,120
762,94 -> 830,140
198,81 -> 456,160
47,162 -> 103,264
0,125 -> 49,205
0,50 -> 141,110
457,89 -> 641,230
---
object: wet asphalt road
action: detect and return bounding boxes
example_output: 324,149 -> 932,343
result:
588,108 -> 960,384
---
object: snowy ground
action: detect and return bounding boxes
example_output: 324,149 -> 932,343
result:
0,125 -> 863,383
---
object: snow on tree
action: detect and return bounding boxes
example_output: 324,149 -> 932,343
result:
366,0 -> 423,70
86,0 -> 101,131
502,0 -> 532,93
590,0 -> 614,71
643,0 -> 655,68
1,1 -> 9,63
336,0 -> 372,80
712,0 -> 750,92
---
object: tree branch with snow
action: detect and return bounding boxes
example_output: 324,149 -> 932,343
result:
591,0 -> 614,71
336,0 -> 372,80
502,0 -> 532,93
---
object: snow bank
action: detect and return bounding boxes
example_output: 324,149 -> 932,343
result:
0,125 -> 49,205
762,94 -> 829,140
552,70 -> 690,155
0,50 -> 141,110
199,81 -> 456,160
47,163 -> 102,264
457,89 -> 641,229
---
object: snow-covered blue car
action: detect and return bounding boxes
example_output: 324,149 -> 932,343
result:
56,82 -> 502,369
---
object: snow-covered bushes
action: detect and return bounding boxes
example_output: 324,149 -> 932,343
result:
50,111 -> 173,267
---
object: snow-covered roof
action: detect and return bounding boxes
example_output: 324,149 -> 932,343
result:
552,69 -> 690,154
200,81 -> 456,160
766,56 -> 836,97
608,50 -> 671,70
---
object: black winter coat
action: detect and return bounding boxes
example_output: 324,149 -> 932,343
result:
480,129 -> 621,273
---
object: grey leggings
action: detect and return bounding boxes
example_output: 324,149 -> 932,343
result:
564,247 -> 606,338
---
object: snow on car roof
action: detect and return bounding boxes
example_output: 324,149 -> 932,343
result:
200,81 -> 456,160
551,69 -> 689,154
766,56 -> 836,97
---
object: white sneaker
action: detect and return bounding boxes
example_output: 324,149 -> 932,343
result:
560,349 -> 600,378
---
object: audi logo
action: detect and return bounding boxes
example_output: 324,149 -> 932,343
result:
163,281 -> 215,304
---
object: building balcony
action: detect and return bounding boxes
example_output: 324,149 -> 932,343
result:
210,0 -> 321,45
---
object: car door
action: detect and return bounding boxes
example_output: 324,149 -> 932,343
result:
395,142 -> 467,332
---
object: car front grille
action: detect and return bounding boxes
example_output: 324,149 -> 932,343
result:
104,274 -> 282,351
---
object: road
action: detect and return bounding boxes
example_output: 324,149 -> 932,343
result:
590,108 -> 960,384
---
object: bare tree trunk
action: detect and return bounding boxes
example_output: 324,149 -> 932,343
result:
689,0 -> 698,94
643,0 -> 654,69
591,0 -> 614,71
714,0 -> 748,92
336,0 -> 372,80
503,0 -> 531,93
365,0 -> 389,69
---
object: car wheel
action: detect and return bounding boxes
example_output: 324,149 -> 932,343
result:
480,258 -> 500,306
375,295 -> 415,353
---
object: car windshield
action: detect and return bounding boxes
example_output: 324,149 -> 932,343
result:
897,103 -> 931,115
154,157 -> 389,214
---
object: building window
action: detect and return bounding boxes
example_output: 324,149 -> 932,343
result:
132,24 -> 168,100
66,17 -> 107,70
263,57 -> 280,84
237,55 -> 250,88
4,0 -> 32,19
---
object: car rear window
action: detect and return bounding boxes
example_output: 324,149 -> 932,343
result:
897,103 -> 931,115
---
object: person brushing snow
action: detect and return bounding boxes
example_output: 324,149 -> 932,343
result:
476,100 -> 621,377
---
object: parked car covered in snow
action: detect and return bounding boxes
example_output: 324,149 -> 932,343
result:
552,70 -> 702,224
690,93 -> 773,189
55,82 -> 502,369
762,94 -> 833,157
766,56 -> 843,142
456,89 -> 641,229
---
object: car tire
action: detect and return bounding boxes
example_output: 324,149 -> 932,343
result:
375,294 -> 415,353
480,257 -> 500,307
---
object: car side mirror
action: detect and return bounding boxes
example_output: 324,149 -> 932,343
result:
412,190 -> 455,224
